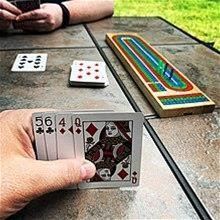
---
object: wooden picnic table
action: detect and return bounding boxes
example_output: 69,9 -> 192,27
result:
0,17 -> 219,219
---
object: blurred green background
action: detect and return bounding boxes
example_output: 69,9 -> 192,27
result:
115,0 -> 220,49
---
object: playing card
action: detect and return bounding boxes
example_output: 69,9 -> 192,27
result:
56,113 -> 75,159
42,112 -> 57,160
32,112 -> 48,160
73,112 -> 143,189
15,0 -> 40,12
11,53 -> 47,72
69,60 -> 109,87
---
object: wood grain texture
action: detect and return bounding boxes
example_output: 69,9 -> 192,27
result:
106,33 -> 215,117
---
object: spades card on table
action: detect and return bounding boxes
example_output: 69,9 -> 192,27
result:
32,111 -> 143,189
11,54 -> 48,72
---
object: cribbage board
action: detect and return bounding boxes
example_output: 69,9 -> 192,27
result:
106,33 -> 215,117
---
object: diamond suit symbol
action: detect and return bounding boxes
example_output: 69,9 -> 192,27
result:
60,128 -> 65,134
86,123 -> 98,136
118,169 -> 128,180
132,171 -> 137,176
76,128 -> 81,134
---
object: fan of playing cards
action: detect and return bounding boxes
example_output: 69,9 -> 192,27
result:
32,111 -> 143,189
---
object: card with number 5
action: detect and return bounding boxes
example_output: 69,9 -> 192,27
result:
32,112 -> 48,160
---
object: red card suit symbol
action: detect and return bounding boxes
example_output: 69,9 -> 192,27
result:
76,128 -> 81,134
86,123 -> 98,136
132,171 -> 137,176
60,128 -> 66,134
118,169 -> 128,180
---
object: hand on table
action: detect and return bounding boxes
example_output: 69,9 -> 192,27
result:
0,109 -> 96,219
14,3 -> 63,32
0,0 -> 21,30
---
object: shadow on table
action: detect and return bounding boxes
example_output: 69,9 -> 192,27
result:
9,188 -> 137,219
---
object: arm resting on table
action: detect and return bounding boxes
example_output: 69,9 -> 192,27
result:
62,0 -> 114,25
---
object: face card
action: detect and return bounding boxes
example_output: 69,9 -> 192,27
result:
11,53 -> 48,72
69,60 -> 109,87
56,113 -> 75,159
73,112 -> 143,189
42,112 -> 57,160
15,0 -> 40,12
32,112 -> 48,160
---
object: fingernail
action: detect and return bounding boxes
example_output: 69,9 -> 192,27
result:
80,161 -> 96,180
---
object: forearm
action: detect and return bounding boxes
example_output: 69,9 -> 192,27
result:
62,0 -> 114,25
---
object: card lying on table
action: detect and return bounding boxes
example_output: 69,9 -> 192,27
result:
69,60 -> 109,87
32,111 -> 143,189
11,53 -> 48,72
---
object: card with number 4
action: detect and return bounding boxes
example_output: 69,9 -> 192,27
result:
56,113 -> 75,159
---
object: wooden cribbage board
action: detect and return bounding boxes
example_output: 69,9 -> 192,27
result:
106,33 -> 215,117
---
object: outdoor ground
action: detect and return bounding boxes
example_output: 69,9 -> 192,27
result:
115,0 -> 220,50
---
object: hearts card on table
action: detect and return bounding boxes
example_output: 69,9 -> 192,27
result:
11,53 -> 48,72
32,110 -> 143,189
69,60 -> 109,87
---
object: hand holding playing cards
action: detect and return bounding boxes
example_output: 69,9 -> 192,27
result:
0,109 -> 96,218
14,3 -> 62,32
0,0 -> 21,30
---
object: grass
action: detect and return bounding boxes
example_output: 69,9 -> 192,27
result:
114,0 -> 220,50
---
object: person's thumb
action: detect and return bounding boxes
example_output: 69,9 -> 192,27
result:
27,158 -> 96,197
